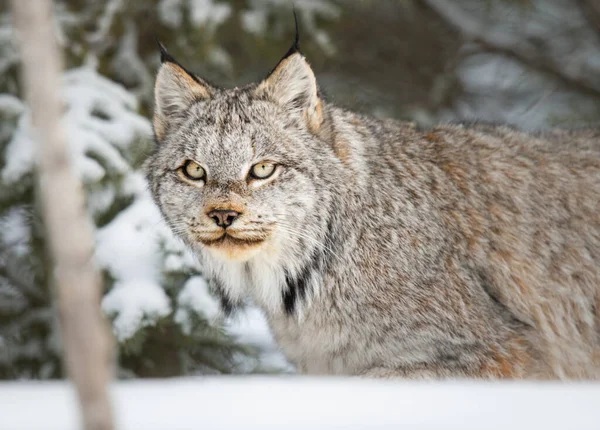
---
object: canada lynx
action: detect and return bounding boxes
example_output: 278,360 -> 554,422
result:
146,32 -> 600,379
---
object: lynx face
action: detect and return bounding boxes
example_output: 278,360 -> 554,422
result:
146,45 -> 329,262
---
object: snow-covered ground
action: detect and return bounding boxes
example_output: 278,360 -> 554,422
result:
1,378 -> 599,429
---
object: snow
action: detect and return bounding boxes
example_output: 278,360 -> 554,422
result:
241,9 -> 268,35
450,48 -> 600,130
96,181 -> 163,286
0,94 -> 24,115
429,0 -> 600,130
2,113 -> 36,183
64,69 -> 151,150
86,184 -> 117,216
188,0 -> 232,28
158,0 -> 185,27
101,280 -> 171,341
178,276 -> 220,319
2,67 -> 151,184
0,207 -> 30,257
96,175 -> 172,341
175,276 -> 221,334
226,307 -> 295,373
87,0 -> 124,46
1,378 -> 600,430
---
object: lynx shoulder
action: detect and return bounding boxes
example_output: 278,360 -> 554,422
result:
146,36 -> 600,379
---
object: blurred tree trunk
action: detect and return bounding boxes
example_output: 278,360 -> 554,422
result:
10,1 -> 115,430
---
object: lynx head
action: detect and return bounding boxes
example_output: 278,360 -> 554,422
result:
146,33 -> 338,264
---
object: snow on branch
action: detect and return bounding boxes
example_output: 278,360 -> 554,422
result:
420,0 -> 600,99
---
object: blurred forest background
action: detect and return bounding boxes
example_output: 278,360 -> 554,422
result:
0,0 -> 599,380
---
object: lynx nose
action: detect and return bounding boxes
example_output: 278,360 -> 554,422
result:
207,209 -> 240,228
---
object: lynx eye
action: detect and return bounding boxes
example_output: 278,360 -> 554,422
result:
250,162 -> 276,180
182,160 -> 206,181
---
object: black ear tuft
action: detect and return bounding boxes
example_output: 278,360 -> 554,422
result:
155,37 -> 177,65
254,10 -> 322,132
293,7 -> 300,52
281,8 -> 301,61
154,38 -> 208,87
153,40 -> 214,140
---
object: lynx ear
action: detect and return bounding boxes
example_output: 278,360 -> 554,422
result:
255,48 -> 323,132
153,43 -> 212,140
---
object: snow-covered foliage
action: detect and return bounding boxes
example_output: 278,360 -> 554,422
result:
430,0 -> 600,129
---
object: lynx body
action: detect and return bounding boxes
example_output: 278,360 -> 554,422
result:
146,40 -> 600,379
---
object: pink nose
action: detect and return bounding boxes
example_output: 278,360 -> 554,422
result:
207,209 -> 240,228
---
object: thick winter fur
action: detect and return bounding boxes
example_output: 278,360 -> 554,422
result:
146,41 -> 600,379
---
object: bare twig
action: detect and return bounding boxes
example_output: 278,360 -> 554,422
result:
87,0 -> 125,45
10,1 -> 115,430
419,0 -> 600,99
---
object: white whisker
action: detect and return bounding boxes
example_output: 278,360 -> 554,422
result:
275,222 -> 343,263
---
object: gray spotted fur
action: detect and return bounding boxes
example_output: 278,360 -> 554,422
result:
146,44 -> 600,379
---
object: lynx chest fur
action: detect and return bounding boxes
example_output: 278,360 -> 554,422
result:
147,38 -> 600,379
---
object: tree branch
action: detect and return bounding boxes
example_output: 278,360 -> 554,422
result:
419,0 -> 600,99
10,1 -> 115,430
